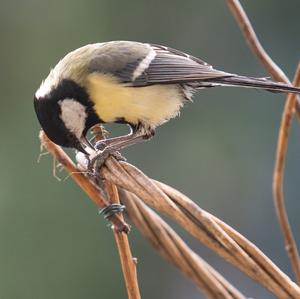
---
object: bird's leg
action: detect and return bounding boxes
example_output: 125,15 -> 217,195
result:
94,125 -> 135,151
89,124 -> 154,172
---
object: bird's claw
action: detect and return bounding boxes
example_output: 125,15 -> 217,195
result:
88,149 -> 126,174
88,149 -> 109,173
95,140 -> 107,151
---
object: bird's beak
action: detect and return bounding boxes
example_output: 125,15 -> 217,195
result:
79,135 -> 95,155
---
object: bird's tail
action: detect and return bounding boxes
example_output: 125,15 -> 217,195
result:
199,75 -> 300,94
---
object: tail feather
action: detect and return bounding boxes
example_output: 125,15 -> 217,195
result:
200,75 -> 300,94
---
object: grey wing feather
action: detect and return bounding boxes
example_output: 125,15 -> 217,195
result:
131,44 -> 230,86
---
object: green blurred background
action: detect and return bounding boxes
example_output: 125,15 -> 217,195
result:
1,0 -> 300,298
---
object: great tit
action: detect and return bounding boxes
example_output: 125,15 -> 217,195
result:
34,41 -> 300,156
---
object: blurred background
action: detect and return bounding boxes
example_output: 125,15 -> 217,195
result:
1,0 -> 300,298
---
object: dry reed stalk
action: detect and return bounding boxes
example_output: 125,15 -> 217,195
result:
93,124 -> 242,299
273,64 -> 300,284
40,130 -> 142,299
120,190 -> 246,299
225,0 -> 300,284
91,125 -> 141,299
225,0 -> 300,118
39,131 -> 129,233
40,130 -> 246,299
98,159 -> 300,299
105,181 -> 141,299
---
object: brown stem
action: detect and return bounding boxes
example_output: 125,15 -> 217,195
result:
100,159 -> 300,298
225,0 -> 300,118
121,190 -> 246,299
226,0 -> 300,284
272,64 -> 300,284
39,130 -> 129,233
92,124 -> 141,299
105,182 -> 141,299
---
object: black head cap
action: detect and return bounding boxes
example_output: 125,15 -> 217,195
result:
34,79 -> 100,152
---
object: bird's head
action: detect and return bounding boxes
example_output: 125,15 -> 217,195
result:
34,78 -> 100,154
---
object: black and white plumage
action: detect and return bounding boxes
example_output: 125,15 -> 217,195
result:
34,41 -> 300,156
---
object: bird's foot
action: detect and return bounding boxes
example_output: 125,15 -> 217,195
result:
88,148 -> 126,174
95,140 -> 108,151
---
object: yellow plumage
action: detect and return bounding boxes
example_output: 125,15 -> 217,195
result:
86,73 -> 184,128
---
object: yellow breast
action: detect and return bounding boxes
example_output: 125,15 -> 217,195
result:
86,73 -> 184,128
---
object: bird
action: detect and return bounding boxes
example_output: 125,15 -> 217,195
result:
34,41 -> 300,162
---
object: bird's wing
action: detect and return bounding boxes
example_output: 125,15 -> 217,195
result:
131,44 -> 229,86
88,42 -> 230,86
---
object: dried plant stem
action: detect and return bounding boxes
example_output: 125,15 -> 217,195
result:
225,0 -> 300,118
121,190 -> 246,299
155,182 -> 300,298
41,129 -> 300,298
40,129 -> 245,299
105,182 -> 141,299
226,0 -> 300,284
92,124 -> 141,299
99,159 -> 300,299
40,130 -> 140,298
273,64 -> 300,284
39,131 -> 129,233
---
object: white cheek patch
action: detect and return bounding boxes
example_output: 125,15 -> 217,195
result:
59,99 -> 87,139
